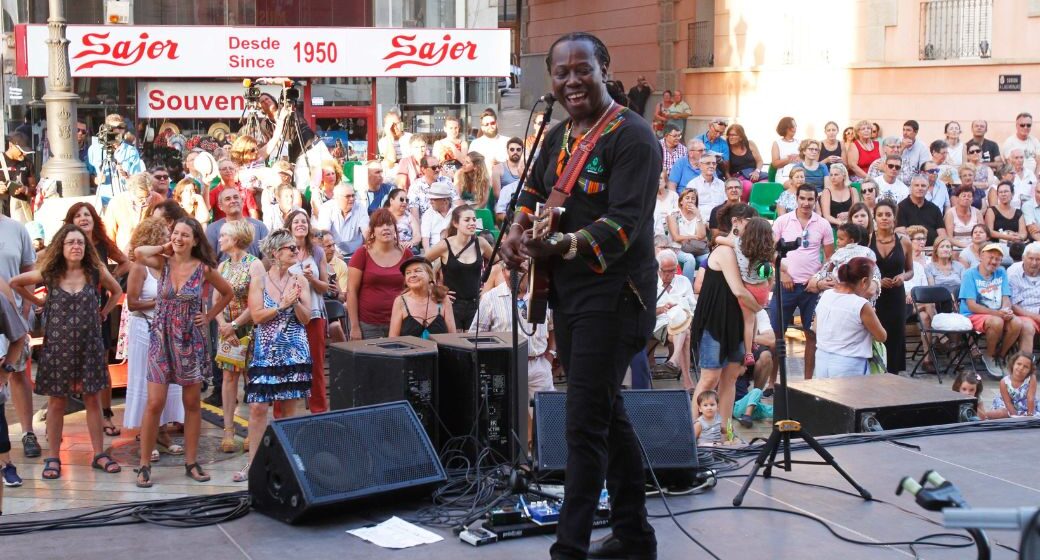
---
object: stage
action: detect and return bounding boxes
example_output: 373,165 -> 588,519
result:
2,421 -> 1036,559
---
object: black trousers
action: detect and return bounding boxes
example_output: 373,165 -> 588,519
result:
550,291 -> 657,559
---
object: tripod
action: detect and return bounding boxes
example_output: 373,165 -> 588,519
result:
731,244 -> 872,506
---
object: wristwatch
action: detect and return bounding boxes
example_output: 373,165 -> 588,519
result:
230,321 -> 239,331
563,234 -> 579,260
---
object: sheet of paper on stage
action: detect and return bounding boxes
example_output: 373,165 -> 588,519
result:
346,516 -> 443,549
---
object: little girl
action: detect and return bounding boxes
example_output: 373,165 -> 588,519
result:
952,371 -> 989,420
992,352 -> 1040,418
694,390 -> 723,446
715,217 -> 775,366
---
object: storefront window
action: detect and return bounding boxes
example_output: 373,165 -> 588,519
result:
310,78 -> 372,107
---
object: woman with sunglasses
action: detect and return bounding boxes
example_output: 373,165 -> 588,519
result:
384,188 -> 421,253
820,163 -> 860,228
945,184 -> 982,249
859,178 -> 879,214
965,145 -> 997,190
870,200 -> 914,373
234,229 -> 314,482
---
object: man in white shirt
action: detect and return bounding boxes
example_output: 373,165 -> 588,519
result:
1003,112 -> 1040,176
1007,241 -> 1040,353
468,109 -> 510,172
409,156 -> 458,223
877,154 -> 910,204
1009,148 -> 1038,209
316,184 -> 370,258
685,154 -> 725,217
648,250 -> 697,387
1022,183 -> 1040,242
421,182 -> 454,252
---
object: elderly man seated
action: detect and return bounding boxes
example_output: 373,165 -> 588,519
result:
960,242 -> 1032,377
1008,241 -> 1040,353
649,249 -> 697,392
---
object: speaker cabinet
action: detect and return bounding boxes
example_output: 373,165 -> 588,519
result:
249,402 -> 447,524
533,390 -> 699,486
430,332 -> 528,465
328,337 -> 439,443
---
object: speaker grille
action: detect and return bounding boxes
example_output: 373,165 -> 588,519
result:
534,390 -> 698,472
274,402 -> 446,502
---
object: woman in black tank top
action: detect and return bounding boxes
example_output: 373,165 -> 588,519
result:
388,257 -> 455,338
424,205 -> 494,329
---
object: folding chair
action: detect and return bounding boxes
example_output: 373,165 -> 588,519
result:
909,286 -> 982,382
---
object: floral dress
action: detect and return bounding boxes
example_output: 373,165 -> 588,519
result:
147,262 -> 209,386
33,279 -> 108,397
216,254 -> 258,374
992,376 -> 1040,417
245,278 -> 312,403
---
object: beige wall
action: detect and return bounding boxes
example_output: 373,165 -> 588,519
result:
525,0 -> 1040,151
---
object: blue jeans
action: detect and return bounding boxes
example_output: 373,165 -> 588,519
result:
767,283 -> 819,333
698,328 -> 744,370
629,351 -> 652,390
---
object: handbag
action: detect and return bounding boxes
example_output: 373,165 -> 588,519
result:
215,334 -> 252,369
681,239 -> 709,256
867,340 -> 888,375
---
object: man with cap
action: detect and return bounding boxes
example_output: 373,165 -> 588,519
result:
0,132 -> 36,221
409,155 -> 458,224
87,113 -> 145,207
960,242 -> 1032,377
421,181 -> 455,252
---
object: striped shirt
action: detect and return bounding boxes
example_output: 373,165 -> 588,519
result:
660,139 -> 688,179
1007,262 -> 1040,312
469,282 -> 551,357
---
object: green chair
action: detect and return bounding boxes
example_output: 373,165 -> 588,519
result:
473,207 -> 500,238
749,182 -> 784,220
767,165 -> 778,183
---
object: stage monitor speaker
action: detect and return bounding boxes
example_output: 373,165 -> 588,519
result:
430,332 -> 527,465
775,375 -> 977,436
328,337 -> 438,443
532,389 -> 699,486
249,401 -> 447,524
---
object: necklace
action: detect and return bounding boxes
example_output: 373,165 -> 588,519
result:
562,100 -> 617,157
269,268 -> 291,295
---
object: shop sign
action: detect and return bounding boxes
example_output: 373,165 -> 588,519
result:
15,25 -> 510,78
136,81 -> 282,118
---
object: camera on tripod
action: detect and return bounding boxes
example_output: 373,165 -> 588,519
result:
281,84 -> 300,105
96,123 -> 122,148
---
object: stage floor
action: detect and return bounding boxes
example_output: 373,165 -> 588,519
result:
2,422 -> 1036,559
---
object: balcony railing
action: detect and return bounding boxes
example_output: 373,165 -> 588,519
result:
688,21 -> 714,68
919,0 -> 992,60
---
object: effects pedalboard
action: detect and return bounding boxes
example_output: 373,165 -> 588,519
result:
459,489 -> 611,546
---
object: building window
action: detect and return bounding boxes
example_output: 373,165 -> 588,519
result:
687,21 -> 713,68
919,0 -> 992,61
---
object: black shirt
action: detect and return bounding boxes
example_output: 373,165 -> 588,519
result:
896,197 -> 944,245
627,85 -> 652,117
517,106 -> 661,314
0,155 -> 34,217
967,138 -> 1001,164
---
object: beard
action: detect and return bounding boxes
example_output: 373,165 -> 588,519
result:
509,154 -> 521,163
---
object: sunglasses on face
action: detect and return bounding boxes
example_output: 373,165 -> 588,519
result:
888,164 -> 901,170
1021,123 -> 1033,128
968,149 -> 981,154
508,147 -> 523,153
925,168 -> 940,174
427,165 -> 442,171
862,188 -> 875,194
154,174 -> 170,180
280,245 -> 299,253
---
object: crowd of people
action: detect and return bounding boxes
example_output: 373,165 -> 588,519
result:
0,100 -> 558,503
646,108 -> 1040,444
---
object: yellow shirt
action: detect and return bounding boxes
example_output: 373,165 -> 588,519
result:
328,255 -> 349,294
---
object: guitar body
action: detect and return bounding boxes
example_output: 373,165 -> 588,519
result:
527,205 -> 564,324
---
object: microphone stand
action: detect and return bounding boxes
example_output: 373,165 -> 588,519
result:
480,96 -> 555,466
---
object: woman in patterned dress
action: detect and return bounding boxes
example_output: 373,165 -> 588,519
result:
133,218 -> 233,488
66,202 -> 129,438
11,225 -> 123,480
215,220 -> 265,453
234,229 -> 312,482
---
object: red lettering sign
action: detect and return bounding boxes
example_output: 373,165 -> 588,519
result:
73,32 -> 180,71
383,34 -> 477,71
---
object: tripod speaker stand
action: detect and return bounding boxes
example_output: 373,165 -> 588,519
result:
731,240 -> 872,506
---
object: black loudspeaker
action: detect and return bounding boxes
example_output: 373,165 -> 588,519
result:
328,337 -> 438,443
775,375 -> 977,436
430,332 -> 528,465
249,402 -> 447,524
533,390 -> 699,486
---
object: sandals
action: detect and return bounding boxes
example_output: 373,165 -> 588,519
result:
41,457 -> 61,480
102,408 -> 121,437
135,465 -> 153,488
91,452 -> 122,474
156,438 -> 185,456
185,462 -> 211,483
220,428 -> 239,454
232,464 -> 250,483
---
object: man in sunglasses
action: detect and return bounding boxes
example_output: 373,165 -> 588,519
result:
968,120 -> 1003,171
877,154 -> 910,204
408,155 -> 458,225
1003,112 -> 1039,176
86,113 -> 145,208
0,132 -> 36,221
492,137 -> 525,197
469,108 -> 510,172
769,184 -> 834,379
867,136 -> 905,180
920,161 -> 950,212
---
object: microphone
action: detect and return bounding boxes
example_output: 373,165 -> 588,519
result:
540,93 -> 556,105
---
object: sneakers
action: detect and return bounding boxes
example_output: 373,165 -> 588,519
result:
980,354 -> 1003,379
737,414 -> 754,429
2,463 -> 22,487
21,432 -> 41,458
